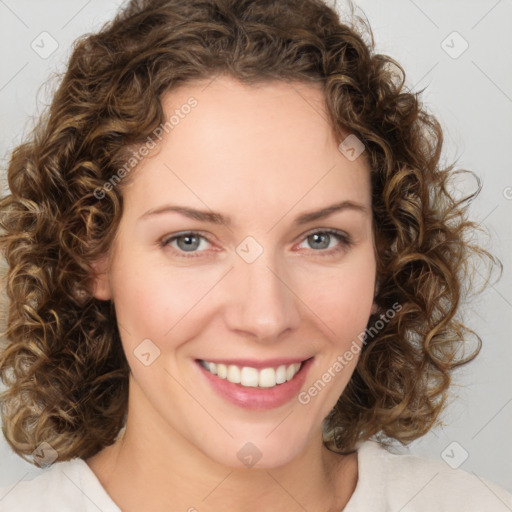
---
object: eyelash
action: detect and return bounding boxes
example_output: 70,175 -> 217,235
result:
159,228 -> 353,258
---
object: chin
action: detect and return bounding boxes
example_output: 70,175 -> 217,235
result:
197,428 -> 313,470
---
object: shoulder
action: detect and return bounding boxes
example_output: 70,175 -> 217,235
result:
347,440 -> 512,512
0,458 -> 120,512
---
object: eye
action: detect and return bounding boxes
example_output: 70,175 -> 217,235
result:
296,229 -> 353,255
159,228 -> 353,258
160,231 -> 213,256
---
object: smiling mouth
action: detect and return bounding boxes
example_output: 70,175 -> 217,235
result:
197,358 -> 313,389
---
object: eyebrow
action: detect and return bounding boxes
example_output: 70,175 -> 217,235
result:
138,200 -> 369,226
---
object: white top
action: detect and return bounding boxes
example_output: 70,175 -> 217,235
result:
0,440 -> 511,511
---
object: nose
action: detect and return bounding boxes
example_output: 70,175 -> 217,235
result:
223,252 -> 301,343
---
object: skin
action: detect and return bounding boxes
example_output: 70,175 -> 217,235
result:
87,75 -> 378,512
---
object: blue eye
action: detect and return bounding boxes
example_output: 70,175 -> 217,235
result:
298,229 -> 353,254
160,229 -> 352,258
161,232 -> 212,254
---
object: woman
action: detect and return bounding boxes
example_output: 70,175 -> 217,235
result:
0,0 -> 510,510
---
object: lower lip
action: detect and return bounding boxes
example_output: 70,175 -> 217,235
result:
195,358 -> 314,410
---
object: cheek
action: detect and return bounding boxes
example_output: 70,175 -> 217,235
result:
300,256 -> 376,339
109,258 -> 220,348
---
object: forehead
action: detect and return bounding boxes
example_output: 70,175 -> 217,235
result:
161,75 -> 334,157
121,75 -> 372,222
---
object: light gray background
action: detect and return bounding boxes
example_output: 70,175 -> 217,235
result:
0,0 -> 511,499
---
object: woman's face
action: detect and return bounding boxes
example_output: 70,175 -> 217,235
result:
92,75 -> 377,468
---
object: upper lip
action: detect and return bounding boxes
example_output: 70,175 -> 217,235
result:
197,356 -> 313,369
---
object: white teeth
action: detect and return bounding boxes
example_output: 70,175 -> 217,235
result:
199,360 -> 303,388
227,364 -> 241,384
217,363 -> 227,379
275,365 -> 287,384
286,363 -> 300,381
240,367 -> 259,387
258,368 -> 276,388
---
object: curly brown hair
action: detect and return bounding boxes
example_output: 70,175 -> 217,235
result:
0,0 -> 501,466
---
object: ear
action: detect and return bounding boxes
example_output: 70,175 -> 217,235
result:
88,253 -> 112,301
370,302 -> 378,315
